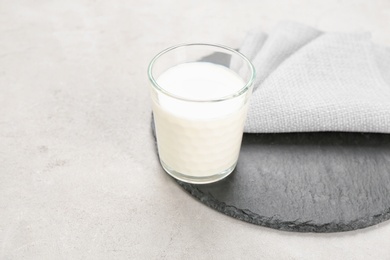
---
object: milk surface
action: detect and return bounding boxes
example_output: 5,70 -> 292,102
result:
153,62 -> 249,178
157,62 -> 244,100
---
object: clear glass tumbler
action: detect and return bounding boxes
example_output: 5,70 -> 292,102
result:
148,43 -> 255,184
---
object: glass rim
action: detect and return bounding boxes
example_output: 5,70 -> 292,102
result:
147,43 -> 256,103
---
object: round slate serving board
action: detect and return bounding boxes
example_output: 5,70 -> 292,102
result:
152,120 -> 390,232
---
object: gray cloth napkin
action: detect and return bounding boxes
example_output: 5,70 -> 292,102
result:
240,22 -> 390,133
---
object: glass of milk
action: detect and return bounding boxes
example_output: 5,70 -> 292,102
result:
148,43 -> 255,184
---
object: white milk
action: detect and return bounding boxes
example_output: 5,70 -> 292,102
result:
152,62 -> 250,178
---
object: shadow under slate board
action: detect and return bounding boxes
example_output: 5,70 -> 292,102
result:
152,119 -> 390,233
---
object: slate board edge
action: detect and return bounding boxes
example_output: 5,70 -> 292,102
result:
176,180 -> 390,233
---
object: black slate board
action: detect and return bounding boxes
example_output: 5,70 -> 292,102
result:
152,120 -> 390,232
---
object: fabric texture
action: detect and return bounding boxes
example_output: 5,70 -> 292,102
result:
241,22 -> 390,133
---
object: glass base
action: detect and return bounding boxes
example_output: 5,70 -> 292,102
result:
160,160 -> 236,184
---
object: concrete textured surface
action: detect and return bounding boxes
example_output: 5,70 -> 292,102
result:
1,0 -> 390,259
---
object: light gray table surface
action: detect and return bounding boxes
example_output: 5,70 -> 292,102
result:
1,0 -> 390,259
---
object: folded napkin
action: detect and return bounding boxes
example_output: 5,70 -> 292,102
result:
240,22 -> 390,133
